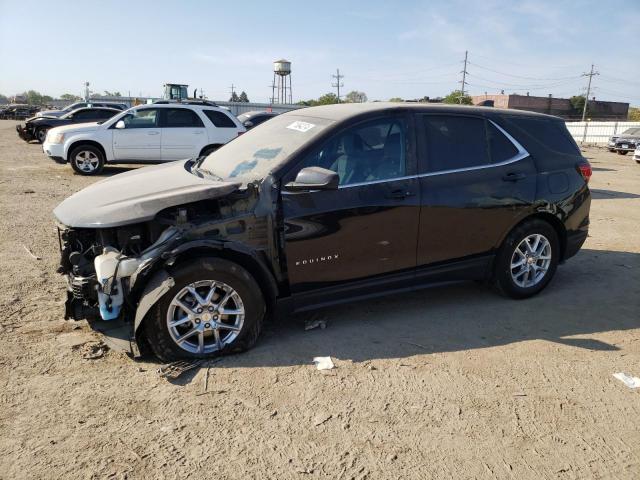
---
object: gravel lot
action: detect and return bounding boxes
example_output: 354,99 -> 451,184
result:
0,119 -> 639,479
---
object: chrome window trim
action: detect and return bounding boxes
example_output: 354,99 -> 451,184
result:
283,118 -> 530,192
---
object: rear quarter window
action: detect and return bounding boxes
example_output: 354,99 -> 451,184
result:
204,110 -> 237,128
510,117 -> 580,155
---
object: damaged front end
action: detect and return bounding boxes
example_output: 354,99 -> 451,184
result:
16,123 -> 35,142
56,175 -> 279,357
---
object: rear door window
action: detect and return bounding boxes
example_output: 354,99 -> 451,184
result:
163,108 -> 204,127
203,110 -> 237,128
421,115 -> 489,173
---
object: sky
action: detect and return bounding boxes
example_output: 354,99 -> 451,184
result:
1,0 -> 639,105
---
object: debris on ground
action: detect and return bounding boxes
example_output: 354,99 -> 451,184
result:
613,372 -> 640,389
81,341 -> 108,360
312,356 -> 335,370
21,244 -> 41,260
304,318 -> 327,331
313,413 -> 332,426
158,359 -> 206,380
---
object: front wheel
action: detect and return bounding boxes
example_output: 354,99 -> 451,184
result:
617,151 -> 628,155
492,219 -> 559,299
144,258 -> 265,362
69,145 -> 105,175
35,127 -> 49,144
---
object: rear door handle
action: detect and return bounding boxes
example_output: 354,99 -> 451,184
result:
386,189 -> 415,200
147,131 -> 160,135
502,172 -> 526,182
193,131 -> 204,135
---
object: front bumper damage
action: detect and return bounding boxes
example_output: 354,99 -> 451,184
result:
60,225 -> 182,358
16,124 -> 35,142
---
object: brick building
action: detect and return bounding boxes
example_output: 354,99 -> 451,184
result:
471,93 -> 629,120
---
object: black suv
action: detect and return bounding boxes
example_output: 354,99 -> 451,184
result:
54,103 -> 591,361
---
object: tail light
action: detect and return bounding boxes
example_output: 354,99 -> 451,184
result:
577,161 -> 592,184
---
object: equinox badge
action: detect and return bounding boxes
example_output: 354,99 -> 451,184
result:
295,254 -> 339,266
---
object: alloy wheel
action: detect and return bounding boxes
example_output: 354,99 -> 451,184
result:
510,234 -> 552,288
166,280 -> 245,355
74,150 -> 99,173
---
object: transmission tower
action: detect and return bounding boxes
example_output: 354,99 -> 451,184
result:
459,51 -> 468,104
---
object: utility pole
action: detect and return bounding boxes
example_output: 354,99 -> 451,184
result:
459,51 -> 468,104
332,69 -> 344,102
229,83 -> 236,101
581,64 -> 599,122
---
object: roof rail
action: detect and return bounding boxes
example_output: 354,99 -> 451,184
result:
153,99 -> 219,107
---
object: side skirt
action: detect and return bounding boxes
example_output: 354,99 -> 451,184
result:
282,255 -> 494,314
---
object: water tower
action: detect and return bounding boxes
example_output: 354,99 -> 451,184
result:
272,59 -> 292,104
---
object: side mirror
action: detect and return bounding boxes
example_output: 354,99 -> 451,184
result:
115,120 -> 125,129
243,121 -> 254,128
284,167 -> 339,192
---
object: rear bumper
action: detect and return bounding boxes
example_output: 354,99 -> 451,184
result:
564,228 -> 588,261
16,124 -> 35,142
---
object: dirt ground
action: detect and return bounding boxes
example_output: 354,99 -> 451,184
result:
0,119 -> 638,480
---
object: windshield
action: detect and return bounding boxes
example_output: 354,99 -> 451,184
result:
622,128 -> 640,136
199,114 -> 333,185
63,103 -> 82,112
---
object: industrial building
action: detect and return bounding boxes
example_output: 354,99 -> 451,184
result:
471,93 -> 629,120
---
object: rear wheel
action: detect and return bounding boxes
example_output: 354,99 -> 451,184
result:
35,127 -> 49,144
492,219 -> 559,299
144,258 -> 265,362
617,151 -> 628,155
69,145 -> 105,175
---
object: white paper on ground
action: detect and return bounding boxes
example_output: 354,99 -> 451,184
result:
313,356 -> 335,370
613,372 -> 640,389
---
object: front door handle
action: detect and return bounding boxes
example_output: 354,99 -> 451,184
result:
502,172 -> 526,182
147,131 -> 160,135
193,131 -> 204,135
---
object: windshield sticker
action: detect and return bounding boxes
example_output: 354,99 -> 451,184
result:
286,121 -> 315,133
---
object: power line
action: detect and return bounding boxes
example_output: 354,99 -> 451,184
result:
467,61 -> 581,81
332,68 -> 344,102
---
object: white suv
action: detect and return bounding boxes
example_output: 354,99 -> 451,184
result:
43,102 -> 246,175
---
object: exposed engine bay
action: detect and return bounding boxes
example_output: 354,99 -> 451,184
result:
57,181 -> 278,354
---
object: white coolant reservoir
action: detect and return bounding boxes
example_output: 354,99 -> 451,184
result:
94,248 -> 141,321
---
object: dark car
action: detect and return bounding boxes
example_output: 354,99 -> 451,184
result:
608,127 -> 640,154
0,104 -> 37,120
36,101 -> 127,118
237,110 -> 279,129
53,103 -> 591,361
16,107 -> 121,143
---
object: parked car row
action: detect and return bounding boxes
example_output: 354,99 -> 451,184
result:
53,103 -> 591,361
36,101 -> 127,118
0,104 -> 41,120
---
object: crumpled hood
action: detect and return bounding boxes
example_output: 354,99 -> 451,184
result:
54,160 -> 241,228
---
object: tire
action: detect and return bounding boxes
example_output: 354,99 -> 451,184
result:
69,145 -> 105,175
492,219 -> 560,299
35,127 -> 49,144
617,151 -> 628,155
144,258 -> 265,362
